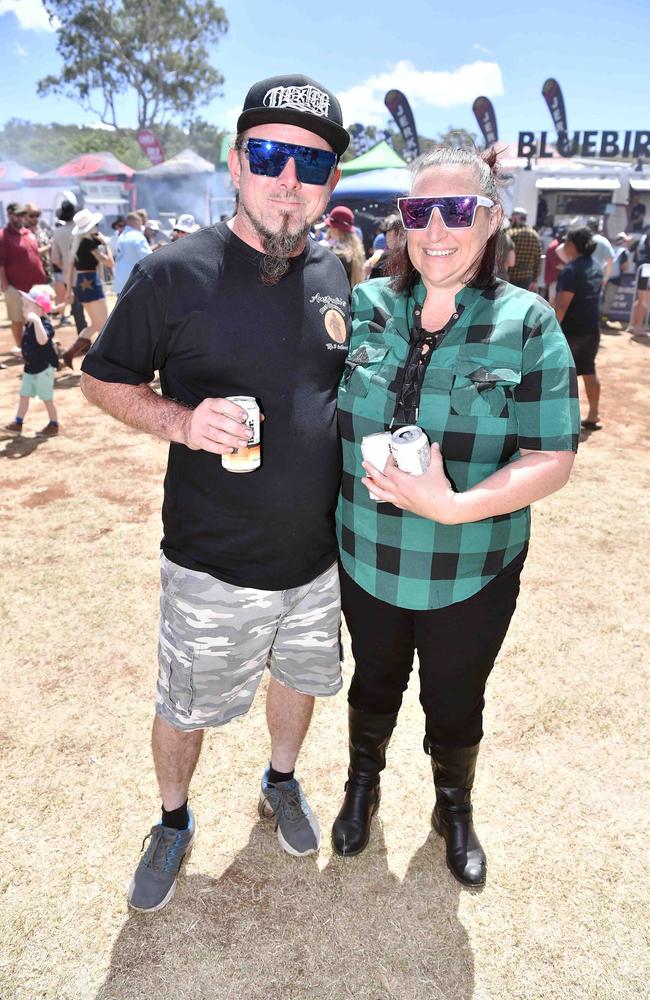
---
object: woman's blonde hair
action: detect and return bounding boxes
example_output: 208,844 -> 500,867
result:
329,228 -> 365,286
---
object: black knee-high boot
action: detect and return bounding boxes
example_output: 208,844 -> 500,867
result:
332,706 -> 398,856
425,737 -> 486,887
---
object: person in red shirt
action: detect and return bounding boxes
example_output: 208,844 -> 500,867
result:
0,203 -> 46,348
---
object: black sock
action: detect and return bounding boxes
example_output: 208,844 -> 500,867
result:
162,800 -> 189,830
268,766 -> 294,784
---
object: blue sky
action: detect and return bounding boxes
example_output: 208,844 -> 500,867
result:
0,0 -> 648,142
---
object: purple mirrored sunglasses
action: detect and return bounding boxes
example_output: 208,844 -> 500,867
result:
397,195 -> 494,230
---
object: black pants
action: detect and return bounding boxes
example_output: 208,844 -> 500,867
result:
340,546 -> 527,748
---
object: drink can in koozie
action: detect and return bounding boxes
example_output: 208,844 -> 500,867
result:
222,396 -> 261,473
361,431 -> 392,501
389,425 -> 430,476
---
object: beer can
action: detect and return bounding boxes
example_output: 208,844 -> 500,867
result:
361,432 -> 392,501
389,425 -> 431,476
222,396 -> 261,473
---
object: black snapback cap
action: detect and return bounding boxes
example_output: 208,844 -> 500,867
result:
237,74 -> 350,157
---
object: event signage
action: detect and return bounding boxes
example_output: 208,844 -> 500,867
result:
384,90 -> 420,163
607,272 -> 636,323
542,79 -> 569,137
472,97 -> 499,146
517,130 -> 650,159
137,129 -> 165,166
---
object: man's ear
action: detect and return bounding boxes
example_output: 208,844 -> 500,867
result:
227,147 -> 242,191
328,165 -> 342,195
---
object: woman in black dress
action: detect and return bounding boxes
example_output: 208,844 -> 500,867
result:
555,225 -> 604,430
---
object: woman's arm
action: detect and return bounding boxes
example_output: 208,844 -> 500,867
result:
554,289 -> 574,324
362,445 -> 575,525
91,241 -> 114,269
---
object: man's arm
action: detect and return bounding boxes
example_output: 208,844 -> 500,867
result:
50,238 -> 63,271
79,374 -> 254,455
0,264 -> 7,293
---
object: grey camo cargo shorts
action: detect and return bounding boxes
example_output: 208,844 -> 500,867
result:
156,554 -> 343,731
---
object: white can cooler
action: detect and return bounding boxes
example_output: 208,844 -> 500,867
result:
361,432 -> 392,501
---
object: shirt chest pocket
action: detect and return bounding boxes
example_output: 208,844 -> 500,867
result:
341,343 -> 390,398
450,360 -> 521,418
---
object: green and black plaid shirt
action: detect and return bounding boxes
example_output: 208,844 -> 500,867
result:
336,277 -> 579,610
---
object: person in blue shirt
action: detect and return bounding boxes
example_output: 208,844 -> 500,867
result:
113,212 -> 152,295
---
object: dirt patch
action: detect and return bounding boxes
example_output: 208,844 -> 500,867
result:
23,483 -> 73,507
0,301 -> 648,1000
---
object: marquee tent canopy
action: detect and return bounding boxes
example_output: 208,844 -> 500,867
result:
34,152 -> 135,182
135,148 -> 215,178
331,166 -> 409,199
0,160 -> 38,188
340,141 -> 407,175
329,167 -> 410,247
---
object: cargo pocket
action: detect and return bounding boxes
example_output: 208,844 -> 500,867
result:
159,609 -> 195,717
450,361 -> 521,418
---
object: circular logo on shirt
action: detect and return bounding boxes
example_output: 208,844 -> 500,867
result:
324,308 -> 346,343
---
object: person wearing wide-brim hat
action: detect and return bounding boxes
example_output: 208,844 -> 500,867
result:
324,205 -> 365,286
63,209 -> 114,368
171,213 -> 200,240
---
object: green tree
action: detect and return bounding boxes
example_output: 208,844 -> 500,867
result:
388,124 -> 480,158
0,118 -> 228,172
434,126 -> 480,149
0,119 -> 149,171
38,0 -> 228,130
159,117 -> 228,165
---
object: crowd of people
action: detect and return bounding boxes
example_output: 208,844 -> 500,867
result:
0,69 -> 643,915
0,201 -> 204,432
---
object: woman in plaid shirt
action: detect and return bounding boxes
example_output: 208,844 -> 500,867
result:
333,147 -> 580,887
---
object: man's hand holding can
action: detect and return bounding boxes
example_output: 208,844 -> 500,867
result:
181,397 -> 253,455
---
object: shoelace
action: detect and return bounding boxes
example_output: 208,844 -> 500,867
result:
276,785 -> 308,824
140,826 -> 184,872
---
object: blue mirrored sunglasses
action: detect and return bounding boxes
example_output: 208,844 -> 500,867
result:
245,138 -> 337,186
397,195 -> 494,230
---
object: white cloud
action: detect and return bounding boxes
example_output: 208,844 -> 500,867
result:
0,0 -> 55,31
336,59 -> 504,128
15,41 -> 28,57
89,120 -> 117,132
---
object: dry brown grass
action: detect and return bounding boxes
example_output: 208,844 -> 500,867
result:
0,301 -> 648,1000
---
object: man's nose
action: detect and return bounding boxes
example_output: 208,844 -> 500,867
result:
277,155 -> 301,188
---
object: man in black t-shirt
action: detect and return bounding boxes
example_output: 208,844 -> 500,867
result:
80,74 -> 350,912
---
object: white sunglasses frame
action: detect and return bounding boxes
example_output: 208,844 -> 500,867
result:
397,195 -> 495,230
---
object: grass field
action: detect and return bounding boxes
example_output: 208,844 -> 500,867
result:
1,300 -> 648,999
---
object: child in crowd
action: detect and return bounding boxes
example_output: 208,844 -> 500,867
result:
4,286 -> 62,437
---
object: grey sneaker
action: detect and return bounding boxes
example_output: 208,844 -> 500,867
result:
258,767 -> 321,857
127,809 -> 195,912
